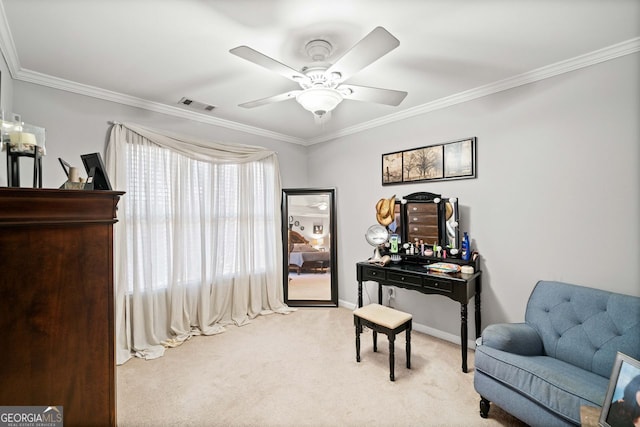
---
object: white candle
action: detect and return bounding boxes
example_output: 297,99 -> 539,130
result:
69,167 -> 80,183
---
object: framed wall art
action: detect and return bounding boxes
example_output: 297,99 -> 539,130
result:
403,145 -> 443,182
382,152 -> 403,184
382,137 -> 476,185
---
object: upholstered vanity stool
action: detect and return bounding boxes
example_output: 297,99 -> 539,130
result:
354,303 -> 412,381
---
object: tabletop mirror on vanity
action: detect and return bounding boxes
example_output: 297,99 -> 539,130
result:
390,192 -> 474,267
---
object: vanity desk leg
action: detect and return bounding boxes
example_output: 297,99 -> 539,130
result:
474,275 -> 482,338
475,293 -> 482,338
460,303 -> 468,373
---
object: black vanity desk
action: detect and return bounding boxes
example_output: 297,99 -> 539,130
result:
356,258 -> 481,373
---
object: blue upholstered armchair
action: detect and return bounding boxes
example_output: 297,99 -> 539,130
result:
474,280 -> 640,426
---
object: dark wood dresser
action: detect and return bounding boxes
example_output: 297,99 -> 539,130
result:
0,188 -> 124,426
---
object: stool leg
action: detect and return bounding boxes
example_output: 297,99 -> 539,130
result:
373,330 -> 378,352
355,319 -> 361,363
389,334 -> 395,381
406,328 -> 411,369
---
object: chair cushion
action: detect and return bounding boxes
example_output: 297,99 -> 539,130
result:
354,304 -> 412,329
475,344 -> 609,424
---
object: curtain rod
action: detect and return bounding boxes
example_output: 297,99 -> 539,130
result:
108,121 -> 122,125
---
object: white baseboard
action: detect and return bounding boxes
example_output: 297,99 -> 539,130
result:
339,299 -> 357,310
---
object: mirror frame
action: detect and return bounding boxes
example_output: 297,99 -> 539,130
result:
444,198 -> 460,250
282,188 -> 338,307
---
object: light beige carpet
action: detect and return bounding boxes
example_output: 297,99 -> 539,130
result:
288,272 -> 332,300
117,307 -> 528,427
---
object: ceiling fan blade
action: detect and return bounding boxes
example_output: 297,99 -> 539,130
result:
340,84 -> 407,106
326,27 -> 400,83
230,46 -> 308,82
238,90 -> 302,108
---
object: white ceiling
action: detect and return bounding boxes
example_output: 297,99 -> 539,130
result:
1,0 -> 639,145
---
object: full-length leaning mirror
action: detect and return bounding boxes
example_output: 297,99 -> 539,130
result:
282,188 -> 337,307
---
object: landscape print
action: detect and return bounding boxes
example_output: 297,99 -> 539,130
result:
444,139 -> 474,178
402,146 -> 443,181
382,137 -> 476,185
382,152 -> 403,184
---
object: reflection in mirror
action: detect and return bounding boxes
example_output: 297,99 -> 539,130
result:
405,199 -> 440,247
397,192 -> 460,254
444,198 -> 459,249
282,188 -> 337,307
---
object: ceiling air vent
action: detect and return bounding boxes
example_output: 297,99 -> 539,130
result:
178,97 -> 215,112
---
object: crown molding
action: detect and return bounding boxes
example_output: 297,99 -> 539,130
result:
0,4 -> 304,145
1,0 -> 637,148
12,68 -> 307,145
306,37 -> 640,145
0,0 -> 20,76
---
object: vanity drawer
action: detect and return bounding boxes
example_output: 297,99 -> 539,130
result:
362,267 -> 386,281
388,272 -> 422,286
423,278 -> 453,293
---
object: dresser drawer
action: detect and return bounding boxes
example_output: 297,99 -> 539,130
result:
408,224 -> 438,235
388,271 -> 422,286
407,210 -> 438,226
407,203 -> 438,214
407,224 -> 439,244
362,267 -> 386,281
408,214 -> 438,225
423,278 -> 453,293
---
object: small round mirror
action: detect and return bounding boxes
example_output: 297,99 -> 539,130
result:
365,224 -> 389,260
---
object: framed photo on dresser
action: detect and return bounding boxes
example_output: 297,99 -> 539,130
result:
599,352 -> 640,427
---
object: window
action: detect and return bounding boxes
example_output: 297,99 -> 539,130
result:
124,140 -> 277,292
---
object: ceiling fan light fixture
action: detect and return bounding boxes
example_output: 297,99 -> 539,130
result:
305,40 -> 332,62
296,87 -> 343,117
230,27 -> 405,119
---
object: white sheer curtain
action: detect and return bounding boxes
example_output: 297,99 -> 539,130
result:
106,123 -> 293,365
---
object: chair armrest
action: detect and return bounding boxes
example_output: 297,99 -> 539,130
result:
478,323 -> 543,356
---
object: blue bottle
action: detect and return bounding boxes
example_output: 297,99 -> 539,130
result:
461,232 -> 470,261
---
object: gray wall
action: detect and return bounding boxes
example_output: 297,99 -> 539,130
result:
4,51 -> 639,346
310,52 -> 639,342
4,81 -> 309,189
0,52 -> 15,186
0,52 -> 13,113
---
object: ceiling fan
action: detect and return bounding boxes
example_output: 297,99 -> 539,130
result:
229,26 -> 408,122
